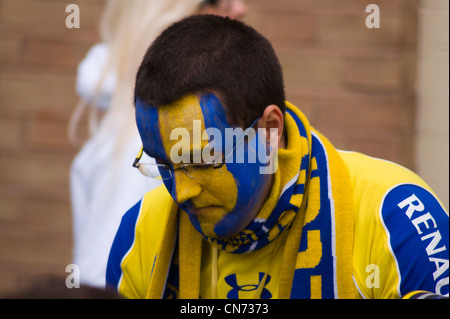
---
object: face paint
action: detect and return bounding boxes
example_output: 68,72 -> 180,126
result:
135,93 -> 273,239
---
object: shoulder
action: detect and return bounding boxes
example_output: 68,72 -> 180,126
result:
109,185 -> 173,251
106,185 -> 175,297
339,151 -> 440,217
377,182 -> 449,297
339,151 -> 449,298
339,151 -> 428,190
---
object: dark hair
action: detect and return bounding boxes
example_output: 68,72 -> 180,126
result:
135,14 -> 285,127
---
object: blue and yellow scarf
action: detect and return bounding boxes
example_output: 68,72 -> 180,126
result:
147,103 -> 355,299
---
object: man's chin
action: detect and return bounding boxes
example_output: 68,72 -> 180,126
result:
188,206 -> 230,238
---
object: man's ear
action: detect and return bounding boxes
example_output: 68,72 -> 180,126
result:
257,104 -> 285,148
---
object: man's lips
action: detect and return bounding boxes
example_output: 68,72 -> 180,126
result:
190,205 -> 221,216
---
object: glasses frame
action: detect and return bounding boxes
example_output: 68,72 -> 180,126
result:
132,116 -> 260,180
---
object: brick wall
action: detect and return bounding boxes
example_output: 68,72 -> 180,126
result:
0,0 -> 105,295
0,0 -> 430,295
246,0 -> 419,169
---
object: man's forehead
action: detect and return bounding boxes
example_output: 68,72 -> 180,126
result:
135,93 -> 231,159
136,93 -> 230,129
158,95 -> 205,131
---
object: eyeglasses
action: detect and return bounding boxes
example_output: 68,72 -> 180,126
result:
133,117 -> 259,181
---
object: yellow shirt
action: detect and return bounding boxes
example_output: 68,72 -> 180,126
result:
106,151 -> 449,299
196,151 -> 448,299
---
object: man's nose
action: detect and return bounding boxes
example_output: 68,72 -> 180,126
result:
172,170 -> 202,204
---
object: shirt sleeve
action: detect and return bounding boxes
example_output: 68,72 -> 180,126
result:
105,199 -> 143,296
342,151 -> 449,299
378,183 -> 449,298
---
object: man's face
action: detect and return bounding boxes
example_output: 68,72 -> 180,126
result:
135,93 -> 273,239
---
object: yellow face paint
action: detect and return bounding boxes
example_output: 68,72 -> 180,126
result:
158,95 -> 207,162
136,93 -> 273,240
157,95 -> 238,238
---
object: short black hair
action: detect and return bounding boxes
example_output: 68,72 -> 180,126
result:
135,15 -> 285,127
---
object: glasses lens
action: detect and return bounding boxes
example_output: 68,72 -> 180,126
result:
157,164 -> 173,181
135,163 -> 172,180
182,164 -> 222,181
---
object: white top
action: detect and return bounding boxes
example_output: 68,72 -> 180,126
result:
71,44 -> 162,287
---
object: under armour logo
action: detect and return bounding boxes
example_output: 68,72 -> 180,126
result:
225,272 -> 272,299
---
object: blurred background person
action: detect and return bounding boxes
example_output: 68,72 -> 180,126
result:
68,0 -> 248,288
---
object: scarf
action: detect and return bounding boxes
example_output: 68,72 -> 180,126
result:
145,103 -> 355,299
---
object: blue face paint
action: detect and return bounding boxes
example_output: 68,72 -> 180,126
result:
199,93 -> 272,238
135,93 -> 273,240
135,97 -> 174,194
136,98 -> 166,161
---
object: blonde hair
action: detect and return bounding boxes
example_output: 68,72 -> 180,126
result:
68,0 -> 204,147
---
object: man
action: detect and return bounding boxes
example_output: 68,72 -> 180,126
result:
106,15 -> 449,299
